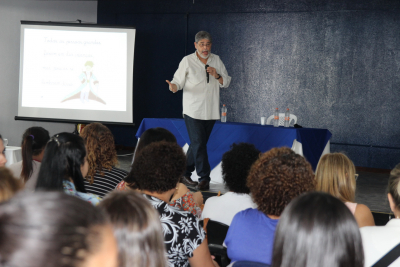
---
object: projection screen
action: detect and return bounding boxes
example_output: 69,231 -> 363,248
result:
16,21 -> 135,125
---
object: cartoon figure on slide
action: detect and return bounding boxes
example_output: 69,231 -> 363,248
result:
61,61 -> 106,104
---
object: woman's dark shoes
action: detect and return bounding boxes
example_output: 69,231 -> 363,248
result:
196,180 -> 210,191
181,176 -> 199,186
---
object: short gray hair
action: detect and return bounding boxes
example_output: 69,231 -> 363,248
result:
195,31 -> 212,43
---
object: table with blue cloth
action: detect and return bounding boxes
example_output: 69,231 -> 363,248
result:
136,118 -> 332,184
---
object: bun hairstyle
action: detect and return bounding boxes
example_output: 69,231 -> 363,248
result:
272,192 -> 364,267
0,192 -> 108,267
20,127 -> 50,183
36,133 -> 87,193
388,163 -> 400,210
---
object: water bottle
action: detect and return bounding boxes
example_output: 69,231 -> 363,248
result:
221,104 -> 227,123
284,108 -> 290,127
273,108 -> 279,127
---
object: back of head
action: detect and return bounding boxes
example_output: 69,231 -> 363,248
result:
0,192 -> 107,267
136,127 -> 177,155
80,123 -> 117,183
0,167 -> 23,203
247,147 -> 315,216
272,192 -> 364,267
99,191 -> 167,267
21,127 -> 50,182
388,163 -> 400,210
36,133 -> 87,193
315,153 -> 356,202
128,141 -> 185,193
222,143 -> 260,194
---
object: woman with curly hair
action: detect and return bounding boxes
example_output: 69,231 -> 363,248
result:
224,147 -> 315,265
80,123 -> 127,198
315,153 -> 374,228
129,141 -> 216,267
201,142 -> 260,225
118,127 -> 203,218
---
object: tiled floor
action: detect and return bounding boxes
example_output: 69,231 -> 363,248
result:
118,153 -> 392,214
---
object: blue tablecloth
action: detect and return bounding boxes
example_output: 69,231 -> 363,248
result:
136,118 -> 332,170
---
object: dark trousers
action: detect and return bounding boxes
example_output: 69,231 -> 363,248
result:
184,114 -> 216,182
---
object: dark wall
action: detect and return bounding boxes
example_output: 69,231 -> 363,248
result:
98,0 -> 400,169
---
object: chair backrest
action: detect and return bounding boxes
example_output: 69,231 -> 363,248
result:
266,113 -> 297,126
233,261 -> 271,267
206,219 -> 229,245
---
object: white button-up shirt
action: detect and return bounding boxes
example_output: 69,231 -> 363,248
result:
171,52 -> 231,120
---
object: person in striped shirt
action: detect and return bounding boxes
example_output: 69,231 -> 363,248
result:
80,123 -> 127,198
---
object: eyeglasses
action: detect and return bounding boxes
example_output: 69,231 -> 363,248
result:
355,174 -> 359,181
197,43 -> 211,48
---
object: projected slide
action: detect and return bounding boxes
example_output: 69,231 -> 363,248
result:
22,29 -> 126,111
18,22 -> 135,124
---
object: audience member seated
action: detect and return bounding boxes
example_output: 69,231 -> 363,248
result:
100,191 -> 168,267
361,163 -> 400,266
0,167 -> 23,202
272,192 -> 364,267
8,127 -> 50,191
80,123 -> 127,198
0,134 -> 7,167
202,143 -> 260,225
118,127 -> 203,218
315,153 -> 375,227
129,141 -> 216,267
224,147 -> 315,266
0,192 -> 118,267
35,133 -> 101,205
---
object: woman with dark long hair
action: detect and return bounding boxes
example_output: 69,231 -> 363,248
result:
0,192 -> 118,267
272,192 -> 364,267
35,132 -> 101,205
8,127 -> 50,191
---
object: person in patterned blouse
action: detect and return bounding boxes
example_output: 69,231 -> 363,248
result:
117,127 -> 203,218
128,141 -> 217,267
35,133 -> 101,205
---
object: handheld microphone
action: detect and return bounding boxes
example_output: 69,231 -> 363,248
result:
205,64 -> 209,83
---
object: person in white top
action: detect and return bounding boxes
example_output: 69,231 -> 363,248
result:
166,31 -> 231,191
361,163 -> 400,267
202,143 -> 259,225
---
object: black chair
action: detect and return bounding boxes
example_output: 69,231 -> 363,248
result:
205,219 -> 230,267
233,261 -> 271,267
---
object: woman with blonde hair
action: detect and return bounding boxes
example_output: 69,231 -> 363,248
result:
315,152 -> 374,227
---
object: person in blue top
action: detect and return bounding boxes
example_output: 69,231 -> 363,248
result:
35,132 -> 101,205
224,147 -> 315,265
